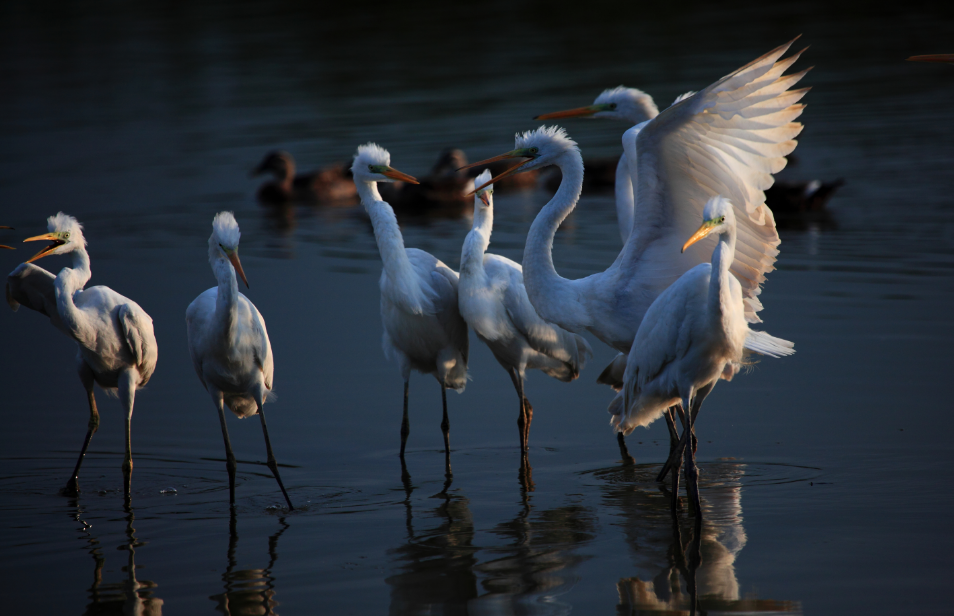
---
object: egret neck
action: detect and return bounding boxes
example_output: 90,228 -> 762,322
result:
709,221 -> 738,335
459,200 -> 492,279
210,242 -> 240,339
521,147 -> 586,331
54,243 -> 93,345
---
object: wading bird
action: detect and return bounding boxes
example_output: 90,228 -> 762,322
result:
463,39 -> 806,461
351,143 -> 469,463
251,150 -> 357,204
186,212 -> 293,509
536,86 -> 660,244
608,196 -> 794,514
458,170 -> 592,453
6,213 -> 157,497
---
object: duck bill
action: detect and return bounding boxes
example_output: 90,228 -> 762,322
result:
534,104 -> 608,120
681,221 -> 718,253
907,54 -> 954,63
458,150 -> 535,195
381,167 -> 420,184
23,233 -> 65,263
229,252 -> 250,288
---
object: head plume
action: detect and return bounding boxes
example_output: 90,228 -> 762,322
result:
474,169 -> 493,194
212,211 -> 241,249
351,142 -> 391,173
46,212 -> 86,247
514,125 -> 579,154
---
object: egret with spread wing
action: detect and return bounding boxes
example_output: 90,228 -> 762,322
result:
186,212 -> 293,509
6,213 -> 157,497
462,40 -> 806,460
609,196 -> 794,514
458,170 -> 591,453
351,144 -> 469,464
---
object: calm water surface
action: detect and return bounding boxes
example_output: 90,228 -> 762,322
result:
1,3 -> 953,614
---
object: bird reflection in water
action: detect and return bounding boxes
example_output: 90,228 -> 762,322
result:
210,511 -> 289,616
594,463 -> 801,615
72,500 -> 164,616
388,463 -> 479,612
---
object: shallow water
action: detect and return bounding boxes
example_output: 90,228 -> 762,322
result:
1,3 -> 953,614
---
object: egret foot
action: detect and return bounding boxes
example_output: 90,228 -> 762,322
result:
617,432 -> 635,465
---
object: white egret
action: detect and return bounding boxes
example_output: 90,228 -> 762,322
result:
462,39 -> 806,457
608,196 -> 794,514
6,213 -> 157,497
351,143 -> 469,462
186,212 -> 293,509
535,86 -> 660,244
458,170 -> 592,453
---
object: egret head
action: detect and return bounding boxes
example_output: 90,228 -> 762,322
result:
460,126 -> 579,194
23,212 -> 86,263
535,86 -> 659,124
473,169 -> 494,208
350,143 -> 419,185
251,150 -> 294,179
682,196 -> 735,253
210,211 -> 249,288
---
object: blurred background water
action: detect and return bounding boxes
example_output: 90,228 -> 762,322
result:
1,1 -> 953,614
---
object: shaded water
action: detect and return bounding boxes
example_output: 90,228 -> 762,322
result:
1,2 -> 953,614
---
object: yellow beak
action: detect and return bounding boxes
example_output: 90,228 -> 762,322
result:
228,251 -> 250,288
458,150 -> 535,195
22,232 -> 65,263
381,167 -> 420,184
681,220 -> 718,253
534,104 -> 609,120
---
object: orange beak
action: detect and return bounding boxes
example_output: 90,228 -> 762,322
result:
23,232 -> 65,263
907,54 -> 954,63
381,167 -> 420,184
458,149 -> 536,195
478,191 -> 491,207
534,104 -> 609,120
228,251 -> 249,288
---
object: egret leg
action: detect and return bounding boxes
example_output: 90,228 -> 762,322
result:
682,391 -> 702,517
523,398 -> 534,453
64,378 -> 99,496
213,393 -> 238,507
399,380 -> 410,459
657,406 -> 685,482
258,403 -> 294,510
118,370 -> 137,504
617,432 -> 635,465
440,383 -> 451,461
511,369 -> 530,454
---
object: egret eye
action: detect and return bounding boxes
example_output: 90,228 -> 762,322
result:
609,103 -> 618,110
368,164 -> 375,172
529,147 -> 539,155
64,232 -> 70,239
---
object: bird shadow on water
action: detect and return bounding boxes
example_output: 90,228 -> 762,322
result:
588,462 -> 804,615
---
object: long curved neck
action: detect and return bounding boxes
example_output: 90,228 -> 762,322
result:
522,149 -> 586,328
55,246 -> 93,342
614,153 -> 634,245
211,249 -> 239,338
460,205 -> 492,278
709,224 -> 737,328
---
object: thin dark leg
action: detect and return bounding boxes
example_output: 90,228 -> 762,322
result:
440,383 -> 451,460
656,406 -> 684,482
64,388 -> 100,496
523,398 -> 533,452
670,417 -> 692,511
399,380 -> 410,459
683,395 -> 702,517
515,372 -> 529,453
617,432 -> 635,465
258,405 -> 294,510
216,401 -> 238,507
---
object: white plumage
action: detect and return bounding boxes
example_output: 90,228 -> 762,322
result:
186,211 -> 293,509
351,143 -> 469,461
6,212 -> 157,497
608,196 -> 794,512
458,170 -> 592,452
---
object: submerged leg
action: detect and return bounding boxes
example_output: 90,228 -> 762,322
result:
258,402 -> 294,510
399,380 -> 410,459
213,391 -> 238,507
440,383 -> 451,460
513,370 -> 531,453
64,367 -> 100,496
656,406 -> 684,482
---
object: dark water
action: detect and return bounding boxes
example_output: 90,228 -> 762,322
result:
2,3 -> 953,614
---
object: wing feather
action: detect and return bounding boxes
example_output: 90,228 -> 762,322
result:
635,38 -> 808,323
